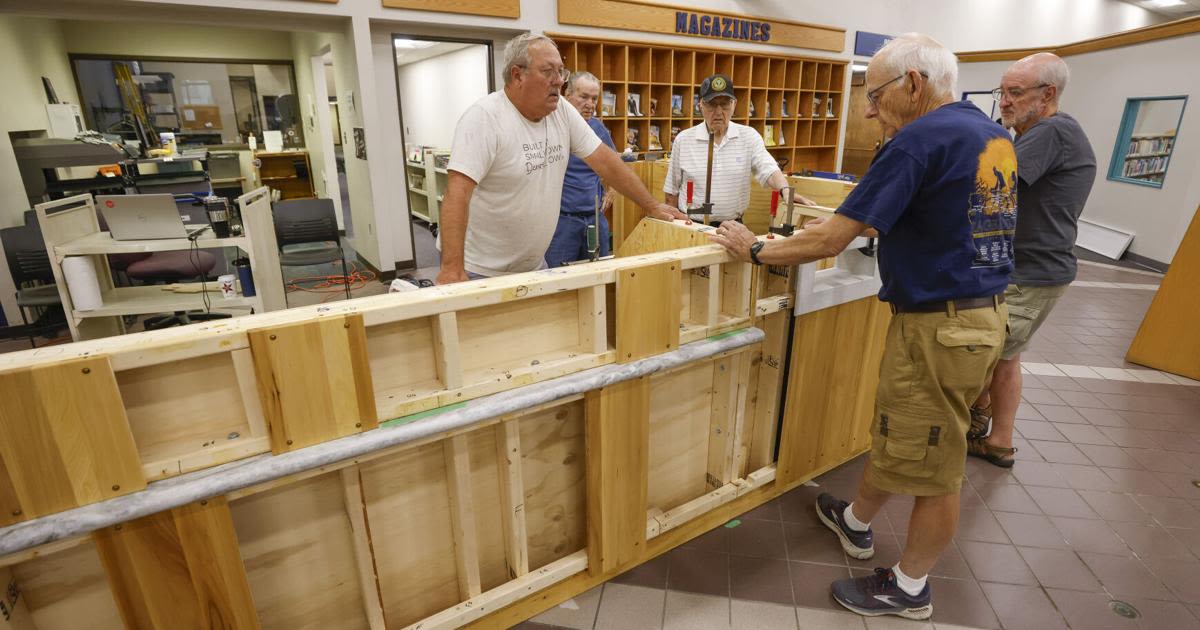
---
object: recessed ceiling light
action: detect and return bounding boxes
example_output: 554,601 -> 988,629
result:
1145,0 -> 1186,7
851,63 -> 869,72
394,39 -> 438,49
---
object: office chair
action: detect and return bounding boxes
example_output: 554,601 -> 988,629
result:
1,223 -> 65,346
272,198 -> 352,301
125,249 -> 231,330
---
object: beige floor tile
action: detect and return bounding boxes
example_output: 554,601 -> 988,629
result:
532,585 -> 603,629
662,590 -> 729,630
795,605 -> 867,629
863,616 -> 933,629
730,598 -> 798,630
595,583 -> 666,630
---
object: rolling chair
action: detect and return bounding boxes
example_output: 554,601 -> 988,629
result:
272,198 -> 352,302
125,249 -> 231,330
1,222 -> 65,346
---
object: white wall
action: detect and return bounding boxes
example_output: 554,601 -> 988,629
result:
959,36 -> 1200,265
396,45 -> 489,149
58,19 -> 294,60
1133,99 -> 1185,135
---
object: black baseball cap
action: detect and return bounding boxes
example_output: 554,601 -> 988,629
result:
699,74 -> 735,102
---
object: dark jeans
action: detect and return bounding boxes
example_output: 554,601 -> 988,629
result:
545,211 -> 611,268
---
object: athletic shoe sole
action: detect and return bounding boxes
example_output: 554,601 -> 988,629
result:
815,499 -> 874,560
833,594 -> 934,620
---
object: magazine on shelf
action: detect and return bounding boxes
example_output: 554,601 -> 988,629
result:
648,125 -> 662,150
601,91 -> 616,117
671,94 -> 684,116
627,93 -> 643,117
764,125 -> 776,147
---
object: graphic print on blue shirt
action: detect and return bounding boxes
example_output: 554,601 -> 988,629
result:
969,137 -> 1018,267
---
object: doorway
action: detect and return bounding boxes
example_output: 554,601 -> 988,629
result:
392,35 -> 494,278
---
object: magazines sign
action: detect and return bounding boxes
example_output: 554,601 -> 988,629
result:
556,0 -> 844,52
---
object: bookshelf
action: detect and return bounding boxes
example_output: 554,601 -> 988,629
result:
553,34 -> 847,173
255,151 -> 315,200
406,147 -> 449,235
1121,132 -> 1174,184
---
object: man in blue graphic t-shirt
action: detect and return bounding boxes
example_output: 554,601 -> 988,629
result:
546,71 -> 616,267
711,33 -> 1015,621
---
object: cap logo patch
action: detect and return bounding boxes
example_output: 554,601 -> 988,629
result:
711,76 -> 727,91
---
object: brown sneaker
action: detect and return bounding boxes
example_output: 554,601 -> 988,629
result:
967,405 -> 993,439
967,437 -> 1017,468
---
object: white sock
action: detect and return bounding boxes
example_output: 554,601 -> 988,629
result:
843,503 -> 870,532
892,563 -> 927,597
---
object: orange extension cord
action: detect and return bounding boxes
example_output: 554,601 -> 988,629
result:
285,261 -> 377,303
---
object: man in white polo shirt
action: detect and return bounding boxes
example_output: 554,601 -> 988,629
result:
664,74 -> 804,226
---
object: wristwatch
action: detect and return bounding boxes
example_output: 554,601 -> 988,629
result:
749,240 -> 766,265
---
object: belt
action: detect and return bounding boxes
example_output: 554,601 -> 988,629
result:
890,293 -> 1005,315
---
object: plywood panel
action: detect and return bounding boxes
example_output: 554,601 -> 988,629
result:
519,400 -> 586,570
585,378 -> 650,574
12,542 -> 123,630
647,362 -> 713,511
118,352 -> 252,476
361,442 -> 459,627
616,218 -> 711,258
172,498 -> 261,629
249,314 -> 377,453
466,428 -> 508,592
616,261 -> 682,363
231,473 -> 371,630
0,356 -> 144,520
458,292 -> 581,379
93,511 -> 201,628
366,316 -> 442,415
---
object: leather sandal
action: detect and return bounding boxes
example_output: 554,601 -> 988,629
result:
967,437 -> 1017,468
967,405 -> 993,439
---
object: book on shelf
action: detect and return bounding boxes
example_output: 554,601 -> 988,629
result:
826,98 -> 836,118
812,95 -> 822,118
749,100 -> 756,117
781,97 -> 789,117
671,94 -> 684,116
764,100 -> 771,118
693,95 -> 701,116
649,97 -> 658,116
648,125 -> 662,150
1123,155 -> 1170,178
670,126 -> 682,143
1126,134 -> 1174,157
627,93 -> 643,117
764,124 -> 776,147
625,128 -> 640,152
601,91 -> 616,117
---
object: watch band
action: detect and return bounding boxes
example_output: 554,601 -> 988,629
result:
749,240 -> 765,265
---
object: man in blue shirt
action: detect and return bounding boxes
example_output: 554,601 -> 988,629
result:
546,71 -> 616,267
711,33 -> 1015,621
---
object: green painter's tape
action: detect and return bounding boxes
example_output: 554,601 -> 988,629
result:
724,519 -> 742,529
706,330 -> 745,341
382,402 -> 468,428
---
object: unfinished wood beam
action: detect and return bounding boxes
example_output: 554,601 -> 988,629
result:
721,261 -> 754,319
341,467 -> 388,630
0,356 -> 144,524
706,356 -> 739,491
585,377 -> 650,575
495,420 -> 530,579
248,313 -> 378,454
730,350 -> 753,480
444,434 -> 482,599
688,265 -> 720,328
231,348 -> 269,439
433,311 -> 464,389
95,497 -> 260,629
577,285 -> 608,355
616,261 -> 681,363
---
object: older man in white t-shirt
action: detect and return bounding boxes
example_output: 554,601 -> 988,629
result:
437,34 -> 687,283
665,74 -> 805,226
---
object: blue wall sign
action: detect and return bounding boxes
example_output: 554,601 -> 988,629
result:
854,31 -> 894,57
675,11 -> 772,42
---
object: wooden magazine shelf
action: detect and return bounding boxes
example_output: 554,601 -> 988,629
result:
553,34 -> 848,172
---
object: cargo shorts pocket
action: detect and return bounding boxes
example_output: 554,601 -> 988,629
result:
870,411 -> 946,480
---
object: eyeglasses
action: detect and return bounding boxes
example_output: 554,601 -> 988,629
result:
992,84 -> 1050,101
866,71 -> 927,107
520,64 -> 570,83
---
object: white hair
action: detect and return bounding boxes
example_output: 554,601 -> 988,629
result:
503,33 -> 557,86
1013,52 -> 1070,99
566,71 -> 599,95
873,33 -> 958,100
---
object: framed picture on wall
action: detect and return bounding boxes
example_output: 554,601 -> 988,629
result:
353,127 -> 367,160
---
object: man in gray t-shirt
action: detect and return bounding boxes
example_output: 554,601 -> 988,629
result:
967,52 -> 1096,468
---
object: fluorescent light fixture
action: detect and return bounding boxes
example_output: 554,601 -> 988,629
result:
393,38 -> 438,49
1145,0 -> 1186,7
851,63 -> 869,72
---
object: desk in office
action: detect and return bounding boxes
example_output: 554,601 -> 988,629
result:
35,187 -> 286,341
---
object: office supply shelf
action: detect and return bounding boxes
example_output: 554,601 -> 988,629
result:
72,283 -> 256,319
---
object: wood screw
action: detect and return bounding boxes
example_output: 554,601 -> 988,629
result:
11,510 -> 20,517
286,439 -> 293,445
355,423 -> 362,428
344,322 -> 351,328
111,484 -> 120,491
200,499 -> 208,506
114,524 -> 122,531
81,367 -> 91,374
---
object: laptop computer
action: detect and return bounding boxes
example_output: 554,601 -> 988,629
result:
96,194 -> 208,241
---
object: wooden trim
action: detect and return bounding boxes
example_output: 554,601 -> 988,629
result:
556,0 -> 844,52
443,434 -> 482,599
380,0 -> 519,19
546,31 -> 846,63
957,15 -> 1200,62
495,419 -> 530,579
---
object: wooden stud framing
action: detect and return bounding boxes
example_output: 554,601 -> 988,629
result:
495,420 -> 530,579
0,356 -> 144,523
248,314 -> 378,454
585,377 -> 650,575
444,434 -> 482,599
577,285 -> 608,355
433,311 -> 465,390
616,261 -> 681,363
341,467 -> 388,630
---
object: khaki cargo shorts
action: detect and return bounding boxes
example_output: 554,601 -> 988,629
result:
868,303 -> 1007,496
1002,283 -> 1068,360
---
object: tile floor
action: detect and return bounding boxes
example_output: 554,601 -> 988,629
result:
516,261 -> 1200,630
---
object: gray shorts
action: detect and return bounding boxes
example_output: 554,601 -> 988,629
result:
1002,283 -> 1068,360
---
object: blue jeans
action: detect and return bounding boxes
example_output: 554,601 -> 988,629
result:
545,212 -> 611,268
